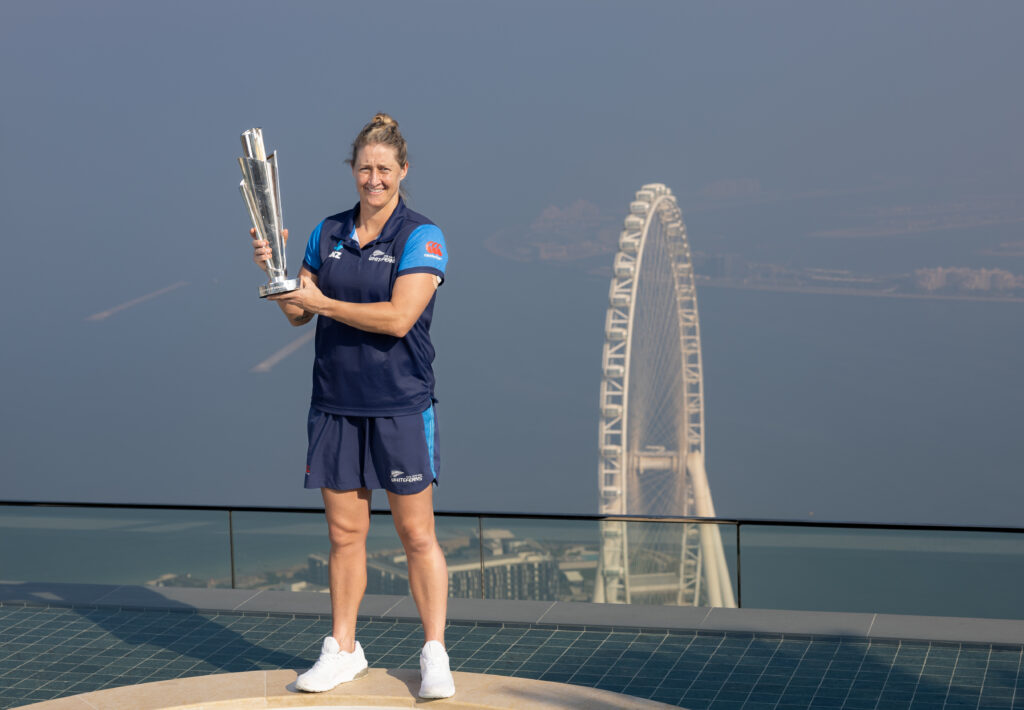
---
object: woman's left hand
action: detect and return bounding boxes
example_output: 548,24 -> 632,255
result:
268,275 -> 326,315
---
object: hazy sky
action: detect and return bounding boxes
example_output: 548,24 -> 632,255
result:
2,1 -> 1022,524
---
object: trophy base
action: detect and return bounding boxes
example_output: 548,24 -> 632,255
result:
259,278 -> 301,298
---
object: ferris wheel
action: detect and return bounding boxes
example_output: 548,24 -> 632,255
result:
595,183 -> 735,608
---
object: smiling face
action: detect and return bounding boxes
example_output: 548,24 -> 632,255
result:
352,142 -> 408,212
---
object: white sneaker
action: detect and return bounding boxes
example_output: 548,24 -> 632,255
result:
295,637 -> 368,692
419,640 -> 455,698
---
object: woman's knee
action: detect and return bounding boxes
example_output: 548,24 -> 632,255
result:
396,522 -> 438,556
389,488 -> 439,557
326,517 -> 369,549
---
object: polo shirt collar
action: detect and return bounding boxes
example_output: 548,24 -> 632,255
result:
344,197 -> 408,246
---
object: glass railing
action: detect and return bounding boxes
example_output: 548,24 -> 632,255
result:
737,524 -> 1024,619
3,501 -> 1023,620
0,504 -> 231,587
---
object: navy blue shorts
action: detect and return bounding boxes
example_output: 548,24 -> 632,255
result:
304,403 -> 440,494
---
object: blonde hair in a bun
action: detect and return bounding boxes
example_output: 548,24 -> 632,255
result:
348,112 -> 408,167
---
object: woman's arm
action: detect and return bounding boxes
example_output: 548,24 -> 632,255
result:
279,268 -> 319,326
250,228 -> 317,326
268,272 -> 438,338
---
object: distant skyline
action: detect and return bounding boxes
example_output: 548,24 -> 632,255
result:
2,1 -> 1022,526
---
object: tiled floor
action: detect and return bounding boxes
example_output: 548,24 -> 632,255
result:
2,604 -> 1023,710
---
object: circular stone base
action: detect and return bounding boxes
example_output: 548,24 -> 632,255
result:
14,668 -> 678,709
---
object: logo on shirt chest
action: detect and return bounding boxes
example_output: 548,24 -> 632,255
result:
328,250 -> 343,260
368,249 -> 396,264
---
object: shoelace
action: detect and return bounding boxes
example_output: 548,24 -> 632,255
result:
313,650 -> 345,670
423,651 -> 447,670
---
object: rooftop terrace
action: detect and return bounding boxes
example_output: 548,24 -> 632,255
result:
3,582 -> 1024,709
5,502 -> 1024,708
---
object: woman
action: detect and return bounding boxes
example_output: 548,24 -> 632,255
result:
250,114 -> 454,699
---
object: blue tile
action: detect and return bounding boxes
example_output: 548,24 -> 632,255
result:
715,686 -> 752,699
3,603 -> 1024,710
874,702 -> 912,710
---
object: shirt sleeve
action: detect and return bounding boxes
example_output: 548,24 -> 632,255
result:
303,221 -> 325,274
397,224 -> 448,282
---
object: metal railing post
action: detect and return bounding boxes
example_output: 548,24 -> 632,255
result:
735,523 -> 742,608
478,516 -> 485,599
229,510 -> 236,590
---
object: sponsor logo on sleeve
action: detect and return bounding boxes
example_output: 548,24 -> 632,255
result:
424,241 -> 443,260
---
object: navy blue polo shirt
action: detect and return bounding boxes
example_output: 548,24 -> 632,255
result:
302,199 -> 448,417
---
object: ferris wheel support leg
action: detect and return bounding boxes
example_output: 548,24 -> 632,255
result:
699,526 -> 724,607
688,451 -> 737,607
594,559 -> 606,603
713,528 -> 737,607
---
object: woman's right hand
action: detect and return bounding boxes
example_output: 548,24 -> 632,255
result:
250,227 -> 288,273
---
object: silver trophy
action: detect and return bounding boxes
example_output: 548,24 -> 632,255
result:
238,128 -> 300,298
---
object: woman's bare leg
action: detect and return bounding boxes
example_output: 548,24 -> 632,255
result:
322,487 -> 372,652
388,486 -> 448,644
